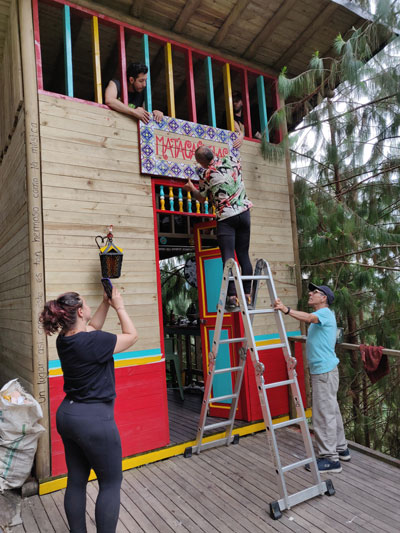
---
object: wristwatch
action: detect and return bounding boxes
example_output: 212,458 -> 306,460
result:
284,306 -> 291,315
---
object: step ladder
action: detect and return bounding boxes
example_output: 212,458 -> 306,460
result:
184,258 -> 335,520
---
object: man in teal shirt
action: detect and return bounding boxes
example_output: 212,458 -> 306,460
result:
274,283 -> 350,473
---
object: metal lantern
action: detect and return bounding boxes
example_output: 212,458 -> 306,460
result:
95,225 -> 123,279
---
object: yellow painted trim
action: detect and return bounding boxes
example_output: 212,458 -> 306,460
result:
222,63 -> 234,132
49,356 -> 163,377
39,410 -> 312,495
91,16 -> 102,104
164,43 -> 175,117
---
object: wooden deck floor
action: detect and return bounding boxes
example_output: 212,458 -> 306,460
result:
168,387 -> 247,444
11,428 -> 400,533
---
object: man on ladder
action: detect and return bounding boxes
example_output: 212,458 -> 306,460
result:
184,145 -> 253,310
274,283 -> 351,473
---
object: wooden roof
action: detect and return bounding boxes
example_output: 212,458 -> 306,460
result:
0,0 -> 377,77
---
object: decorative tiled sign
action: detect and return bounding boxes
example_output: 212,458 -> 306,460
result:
139,116 -> 238,180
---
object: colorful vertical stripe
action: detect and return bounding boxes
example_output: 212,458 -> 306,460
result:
165,42 -> 175,117
63,6 -> 73,97
204,56 -> 216,127
186,50 -> 197,122
142,34 -> 152,112
91,16 -> 102,104
119,26 -> 128,105
257,75 -> 269,141
241,69 -> 252,138
222,63 -> 234,132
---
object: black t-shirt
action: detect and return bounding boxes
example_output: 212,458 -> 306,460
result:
56,330 -> 117,403
111,79 -> 145,108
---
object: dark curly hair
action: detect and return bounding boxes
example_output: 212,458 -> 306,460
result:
40,292 -> 82,335
127,62 -> 148,81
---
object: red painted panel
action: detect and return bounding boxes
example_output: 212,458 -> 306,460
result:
245,342 -> 307,422
49,362 -> 170,476
32,0 -> 44,90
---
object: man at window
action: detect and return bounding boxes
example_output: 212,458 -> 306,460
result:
105,62 -> 163,124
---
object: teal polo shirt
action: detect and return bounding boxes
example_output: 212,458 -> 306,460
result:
306,307 -> 339,375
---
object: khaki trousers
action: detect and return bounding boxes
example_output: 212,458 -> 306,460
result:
311,367 -> 347,461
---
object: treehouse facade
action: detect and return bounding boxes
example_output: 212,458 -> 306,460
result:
0,0 -> 369,486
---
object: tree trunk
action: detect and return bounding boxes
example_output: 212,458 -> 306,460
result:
347,314 -> 363,443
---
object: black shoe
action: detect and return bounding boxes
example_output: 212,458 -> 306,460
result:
338,449 -> 351,461
305,458 -> 342,473
225,296 -> 240,312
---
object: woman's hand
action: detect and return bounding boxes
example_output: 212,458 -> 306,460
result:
109,287 -> 125,312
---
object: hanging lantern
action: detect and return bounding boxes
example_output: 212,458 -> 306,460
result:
95,225 -> 123,279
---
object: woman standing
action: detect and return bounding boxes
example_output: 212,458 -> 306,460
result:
40,288 -> 137,533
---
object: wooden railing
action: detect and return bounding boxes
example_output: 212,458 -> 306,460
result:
288,335 -> 400,460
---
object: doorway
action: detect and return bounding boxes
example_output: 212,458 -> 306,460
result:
152,179 -> 248,445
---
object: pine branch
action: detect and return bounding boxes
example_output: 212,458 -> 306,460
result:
302,261 -> 400,271
309,245 -> 400,265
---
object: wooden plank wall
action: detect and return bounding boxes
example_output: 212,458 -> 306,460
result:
241,142 -> 299,339
0,111 -> 32,390
0,0 -> 23,157
39,93 -> 299,362
0,0 -> 32,392
39,94 -> 161,363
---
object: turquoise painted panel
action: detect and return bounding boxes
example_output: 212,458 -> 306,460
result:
204,257 -> 223,313
257,75 -> 269,141
142,34 -> 152,112
208,329 -> 232,403
204,57 -> 216,127
63,5 -> 74,97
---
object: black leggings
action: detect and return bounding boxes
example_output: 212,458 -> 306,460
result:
217,209 -> 253,295
56,399 -> 123,533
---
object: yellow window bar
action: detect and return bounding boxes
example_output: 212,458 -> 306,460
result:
165,42 -> 175,117
222,63 -> 234,132
91,16 -> 102,104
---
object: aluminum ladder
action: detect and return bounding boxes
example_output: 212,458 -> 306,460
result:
184,258 -> 335,519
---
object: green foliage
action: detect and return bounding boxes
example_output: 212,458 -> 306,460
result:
262,2 -> 400,457
160,255 -> 197,321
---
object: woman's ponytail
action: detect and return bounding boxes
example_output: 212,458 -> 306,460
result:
40,292 -> 82,335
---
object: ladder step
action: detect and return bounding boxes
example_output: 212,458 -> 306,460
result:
204,420 -> 232,431
228,275 -> 269,281
219,337 -> 247,344
215,366 -> 242,375
281,457 -> 313,473
210,393 -> 238,403
273,417 -> 304,430
264,378 -> 295,390
257,343 -> 286,351
248,308 -> 275,315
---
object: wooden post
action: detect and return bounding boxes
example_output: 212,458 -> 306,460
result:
257,75 -> 269,141
222,63 -> 234,132
141,34 -> 152,112
18,0 -> 50,479
63,5 -> 74,97
164,42 -> 175,117
91,16 -> 102,104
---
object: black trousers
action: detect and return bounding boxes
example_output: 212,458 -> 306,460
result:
217,209 -> 253,295
56,398 -> 123,533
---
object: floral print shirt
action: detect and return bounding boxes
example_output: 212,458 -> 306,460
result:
197,155 -> 252,221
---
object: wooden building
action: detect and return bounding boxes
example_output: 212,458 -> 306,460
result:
0,0 -> 373,488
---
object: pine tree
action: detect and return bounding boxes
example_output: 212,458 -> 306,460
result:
262,2 -> 400,456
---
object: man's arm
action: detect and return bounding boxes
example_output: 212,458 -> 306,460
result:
104,80 -> 152,123
232,120 -> 244,149
183,177 -> 206,203
274,298 -> 319,324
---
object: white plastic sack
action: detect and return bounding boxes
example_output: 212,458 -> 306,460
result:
0,379 -> 45,491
